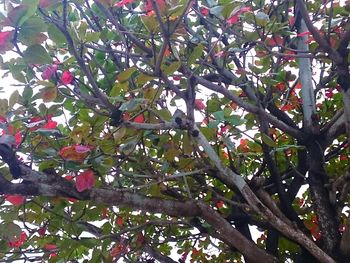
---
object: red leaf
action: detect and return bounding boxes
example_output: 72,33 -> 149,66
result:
15,131 -> 22,147
8,232 -> 27,248
64,175 -> 74,181
281,104 -> 293,111
110,243 -> 127,258
115,0 -> 134,7
43,119 -> 57,129
192,248 -> 201,257
227,15 -> 239,24
102,208 -> 109,219
266,36 -> 284,46
216,200 -> 224,208
240,139 -> 247,146
194,99 -> 206,110
134,114 -> 145,123
122,112 -> 131,121
164,46 -> 171,57
44,244 -> 57,250
275,82 -> 285,91
325,89 -> 334,98
61,71 -> 74,85
38,227 -> 46,236
298,198 -> 304,207
75,170 -> 95,192
340,155 -> 347,161
0,115 -> 6,123
66,198 -> 77,203
227,6 -> 251,24
5,195 -> 25,206
238,139 -> 249,153
116,216 -> 123,226
144,0 -> 166,16
59,145 -> 89,162
136,233 -> 144,247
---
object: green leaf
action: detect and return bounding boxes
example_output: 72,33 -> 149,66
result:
136,73 -> 155,85
9,90 -> 19,108
141,15 -> 159,32
212,111 -> 225,121
84,32 -> 101,42
161,61 -> 181,75
207,99 -> 221,112
188,44 -> 204,65
6,5 -> 27,26
22,86 -> 33,100
18,0 -> 40,26
113,126 -> 127,143
227,115 -> 245,126
47,24 -> 66,44
261,133 -> 277,147
117,67 -> 137,82
255,11 -> 270,27
0,222 -> 22,242
119,98 -> 145,111
120,140 -> 137,155
109,82 -> 128,97
23,45 -> 52,65
19,17 -> 47,45
210,6 -> 224,19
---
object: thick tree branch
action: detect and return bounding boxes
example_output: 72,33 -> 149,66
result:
296,0 -> 342,63
297,18 -> 318,134
191,125 -> 336,263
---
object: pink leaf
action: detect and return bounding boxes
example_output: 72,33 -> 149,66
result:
74,145 -> 92,153
297,31 -> 310,37
200,7 -> 209,16
75,170 -> 95,192
0,31 -> 13,51
41,64 -> 58,80
0,31 -> 12,45
61,71 -> 74,85
227,15 -> 239,24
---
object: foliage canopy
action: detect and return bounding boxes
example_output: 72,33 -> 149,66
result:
0,0 -> 349,262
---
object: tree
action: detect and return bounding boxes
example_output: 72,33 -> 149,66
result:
0,0 -> 349,262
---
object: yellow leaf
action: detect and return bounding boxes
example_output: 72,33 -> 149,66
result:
40,87 -> 57,103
